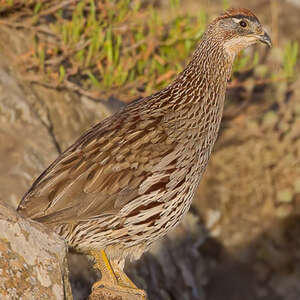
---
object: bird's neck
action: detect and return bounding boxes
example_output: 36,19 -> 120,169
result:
157,38 -> 234,111
156,40 -> 233,143
177,38 -> 234,92
159,39 -> 234,127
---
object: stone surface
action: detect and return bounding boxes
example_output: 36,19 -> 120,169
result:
89,286 -> 145,300
0,27 -> 119,209
0,201 -> 72,300
0,28 -> 58,208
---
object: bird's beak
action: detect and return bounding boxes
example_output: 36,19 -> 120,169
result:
257,31 -> 272,48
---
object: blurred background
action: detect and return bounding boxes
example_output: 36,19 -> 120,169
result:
0,0 -> 299,299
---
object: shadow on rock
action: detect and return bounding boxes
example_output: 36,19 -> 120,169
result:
68,213 -> 300,300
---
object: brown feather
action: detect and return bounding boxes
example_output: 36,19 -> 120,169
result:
18,8 -> 270,259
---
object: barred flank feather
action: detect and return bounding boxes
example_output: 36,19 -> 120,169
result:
18,8 -> 270,268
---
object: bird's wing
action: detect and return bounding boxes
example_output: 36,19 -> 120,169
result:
17,106 -> 176,225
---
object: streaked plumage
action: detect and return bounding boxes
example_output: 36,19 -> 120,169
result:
17,8 -> 271,296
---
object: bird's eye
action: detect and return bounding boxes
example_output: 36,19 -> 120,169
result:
239,20 -> 247,28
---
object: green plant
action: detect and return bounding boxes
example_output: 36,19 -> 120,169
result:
1,0 -> 297,99
283,41 -> 298,80
222,0 -> 230,10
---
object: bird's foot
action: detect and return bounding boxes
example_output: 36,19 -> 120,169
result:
92,280 -> 147,300
89,250 -> 147,299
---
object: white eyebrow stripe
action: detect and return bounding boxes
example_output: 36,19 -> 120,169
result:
232,18 -> 242,23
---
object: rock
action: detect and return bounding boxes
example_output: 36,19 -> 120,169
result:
276,189 -> 293,203
0,29 -> 58,209
0,122 -> 58,209
276,204 -> 293,218
0,201 -> 72,300
206,209 -> 221,229
89,286 -> 146,300
0,27 -> 119,209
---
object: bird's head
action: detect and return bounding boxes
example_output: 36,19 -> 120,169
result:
207,8 -> 271,58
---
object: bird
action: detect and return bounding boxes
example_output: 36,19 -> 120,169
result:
17,8 -> 271,299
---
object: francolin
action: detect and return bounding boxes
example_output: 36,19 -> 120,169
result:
18,8 -> 271,298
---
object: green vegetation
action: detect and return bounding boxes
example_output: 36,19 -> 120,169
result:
283,41 -> 299,80
1,0 -> 298,99
1,0 -> 206,97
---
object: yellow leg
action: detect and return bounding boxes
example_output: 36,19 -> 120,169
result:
110,260 -> 139,289
90,250 -> 117,285
90,250 -> 147,299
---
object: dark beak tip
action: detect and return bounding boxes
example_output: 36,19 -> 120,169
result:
260,32 -> 272,48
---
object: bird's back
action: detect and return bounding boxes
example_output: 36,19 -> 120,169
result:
17,9 -> 244,251
17,77 -> 224,252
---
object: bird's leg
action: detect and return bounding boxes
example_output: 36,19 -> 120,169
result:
90,250 -> 118,287
110,259 -> 141,289
90,250 -> 147,299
